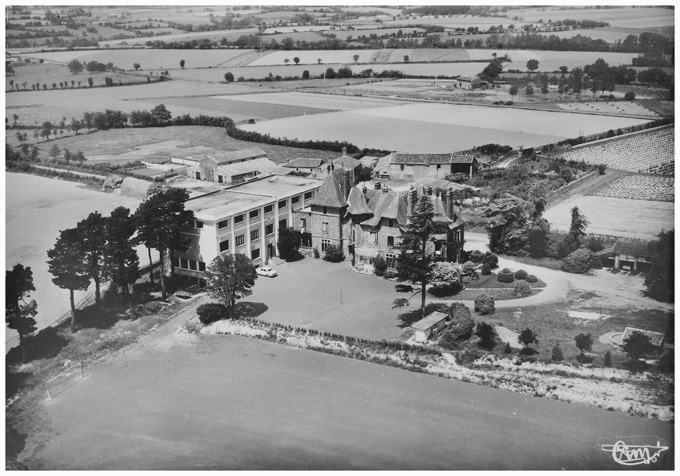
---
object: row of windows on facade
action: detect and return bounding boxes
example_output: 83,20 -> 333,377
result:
205,193 -> 312,230
175,247 -> 264,271
219,223 -> 275,252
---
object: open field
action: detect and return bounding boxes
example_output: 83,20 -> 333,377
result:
507,6 -> 674,29
241,102 -> 650,153
6,63 -> 155,91
379,16 -> 532,30
328,27 -> 426,40
25,329 -> 672,470
211,91 -> 407,111
6,80 -> 272,126
593,175 -> 674,202
466,49 -> 640,70
543,194 -> 674,240
538,26 -> 675,41
22,48 -> 253,69
24,126 -> 337,165
5,173 -> 147,353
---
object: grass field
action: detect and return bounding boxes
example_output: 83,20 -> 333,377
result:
241,102 -> 650,153
6,63 -> 154,91
24,48 -> 253,69
543,194 -> 674,240
508,6 -> 674,29
5,173 -> 145,353
211,91 -> 406,111
466,49 -> 640,70
28,126 -> 337,165
26,329 -> 671,470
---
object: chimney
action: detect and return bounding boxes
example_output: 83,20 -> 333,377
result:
342,146 -> 347,157
362,185 -> 367,195
425,185 -> 433,196
382,183 -> 389,193
375,180 -> 381,190
446,189 -> 455,220
342,169 -> 351,199
407,187 -> 417,217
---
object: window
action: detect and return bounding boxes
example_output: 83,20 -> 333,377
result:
198,261 -> 206,272
195,171 -> 201,180
437,164 -> 441,170
370,232 -> 378,244
181,258 -> 189,269
321,239 -> 331,252
236,234 -> 245,246
279,219 -> 287,229
195,220 -> 203,229
251,248 -> 260,260
265,224 -> 274,235
234,214 -> 244,224
386,253 -> 397,269
304,191 -> 313,200
251,229 -> 260,241
322,222 -> 329,234
387,236 -> 394,247
264,204 -> 273,214
249,209 -> 259,219
189,260 -> 197,271
219,240 -> 230,252
300,218 -> 306,229
218,175 -> 224,184
291,195 -> 300,204
218,219 -> 229,229
400,164 -> 404,171
322,206 -> 328,215
278,200 -> 286,209
172,257 -> 179,267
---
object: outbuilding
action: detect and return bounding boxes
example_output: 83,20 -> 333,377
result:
411,311 -> 449,343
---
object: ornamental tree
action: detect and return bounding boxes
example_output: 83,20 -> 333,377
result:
6,264 -> 38,362
205,253 -> 258,318
105,206 -> 139,299
47,228 -> 91,333
76,211 -> 109,304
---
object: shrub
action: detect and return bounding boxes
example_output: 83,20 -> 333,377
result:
518,346 -> 539,356
525,274 -> 538,283
442,302 -> 474,342
552,343 -> 564,361
514,269 -> 528,280
474,294 -> 495,315
483,253 -> 499,269
561,248 -> 593,274
145,301 -> 164,313
514,281 -> 532,297
576,353 -> 594,364
604,350 -> 612,367
384,270 -> 397,279
596,163 -> 607,175
497,268 -> 515,283
462,261 -> 476,273
197,303 -> 228,324
624,90 -> 636,100
481,263 -> 491,275
470,250 -> 484,263
475,322 -> 497,350
658,348 -> 673,373
503,341 -> 513,354
313,247 -> 320,258
373,255 -> 387,277
323,244 -> 344,262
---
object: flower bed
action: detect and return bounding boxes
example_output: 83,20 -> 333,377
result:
182,317 -> 673,422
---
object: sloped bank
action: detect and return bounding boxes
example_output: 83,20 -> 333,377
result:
181,316 -> 673,422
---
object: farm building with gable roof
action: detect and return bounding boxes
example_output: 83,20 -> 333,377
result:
376,152 -> 479,180
171,147 -> 273,185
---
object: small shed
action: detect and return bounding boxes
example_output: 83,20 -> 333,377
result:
612,239 -> 652,272
411,311 -> 449,343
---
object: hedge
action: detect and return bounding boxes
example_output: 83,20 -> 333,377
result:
514,269 -> 528,280
497,268 -> 515,283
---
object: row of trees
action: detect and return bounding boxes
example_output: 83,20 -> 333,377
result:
47,188 -> 193,333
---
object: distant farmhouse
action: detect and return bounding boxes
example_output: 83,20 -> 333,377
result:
295,169 -> 465,272
171,147 -> 276,185
375,152 -> 479,180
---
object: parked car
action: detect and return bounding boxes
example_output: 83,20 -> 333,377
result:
256,266 -> 278,278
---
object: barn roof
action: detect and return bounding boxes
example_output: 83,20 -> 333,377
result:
217,157 -> 277,177
411,311 -> 449,331
192,147 -> 267,165
333,155 -> 362,170
390,153 -> 476,165
282,158 -> 326,169
613,239 -> 652,257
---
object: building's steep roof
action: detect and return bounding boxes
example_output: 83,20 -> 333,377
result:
613,239 -> 652,257
217,157 -> 277,177
412,177 -> 479,192
431,194 -> 453,224
361,191 -> 406,227
333,155 -> 361,170
308,169 -> 347,208
346,187 -> 374,216
192,147 -> 267,165
282,158 -> 325,169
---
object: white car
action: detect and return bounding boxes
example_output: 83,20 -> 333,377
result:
256,266 -> 278,278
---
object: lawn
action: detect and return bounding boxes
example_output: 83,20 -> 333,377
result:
543,194 -> 674,240
22,126 -> 337,165
210,91 -> 407,111
428,273 -> 546,301
241,102 -> 650,153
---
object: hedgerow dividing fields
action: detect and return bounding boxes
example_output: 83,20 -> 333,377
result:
466,49 -> 640,69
